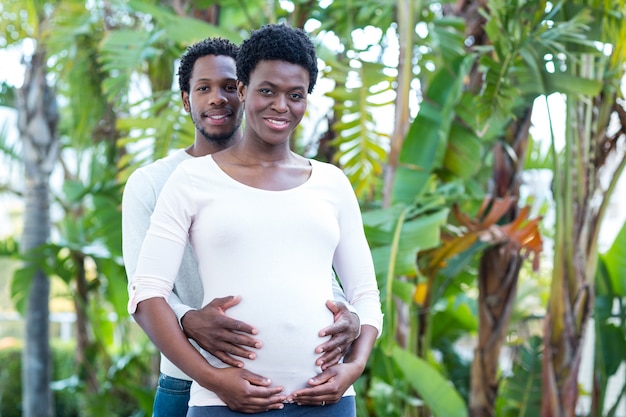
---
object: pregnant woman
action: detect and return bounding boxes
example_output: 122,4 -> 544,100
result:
128,23 -> 382,417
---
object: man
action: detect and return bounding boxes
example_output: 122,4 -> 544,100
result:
122,37 -> 360,416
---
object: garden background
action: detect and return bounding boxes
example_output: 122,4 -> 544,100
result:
1,1 -> 626,416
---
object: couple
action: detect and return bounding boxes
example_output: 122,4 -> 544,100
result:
123,24 -> 382,417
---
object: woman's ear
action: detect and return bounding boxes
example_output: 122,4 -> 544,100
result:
181,91 -> 191,112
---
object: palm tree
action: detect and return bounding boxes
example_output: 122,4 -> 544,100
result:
541,2 -> 626,415
16,32 -> 59,417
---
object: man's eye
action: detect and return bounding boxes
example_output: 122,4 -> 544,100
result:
259,88 -> 272,95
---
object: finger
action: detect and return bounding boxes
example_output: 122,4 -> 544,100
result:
318,347 -> 342,369
231,395 -> 285,414
212,314 -> 259,336
325,299 -> 341,315
208,295 -> 243,311
315,345 -> 341,367
211,329 -> 262,349
241,370 -> 278,388
315,331 -> 347,353
244,397 -> 286,413
194,332 -> 261,358
290,390 -> 331,406
319,301 -> 346,337
306,369 -> 334,387
211,350 -> 245,368
318,320 -> 348,338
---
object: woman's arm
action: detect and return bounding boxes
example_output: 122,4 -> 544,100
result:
133,297 -> 288,412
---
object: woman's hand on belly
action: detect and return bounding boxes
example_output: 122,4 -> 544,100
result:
286,361 -> 363,406
288,325 -> 379,407
205,367 -> 287,413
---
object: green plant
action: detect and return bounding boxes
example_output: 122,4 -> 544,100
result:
0,340 -> 156,417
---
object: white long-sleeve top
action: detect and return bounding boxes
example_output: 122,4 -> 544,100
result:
122,149 -> 358,381
128,155 -> 382,406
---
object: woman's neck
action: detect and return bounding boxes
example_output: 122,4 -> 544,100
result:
224,141 -> 299,168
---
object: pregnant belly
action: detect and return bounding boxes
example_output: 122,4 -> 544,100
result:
205,296 -> 333,395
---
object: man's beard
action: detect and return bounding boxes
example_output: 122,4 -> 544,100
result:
199,126 -> 238,144
192,115 -> 241,145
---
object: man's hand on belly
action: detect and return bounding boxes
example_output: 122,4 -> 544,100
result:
314,300 -> 360,369
181,295 -> 262,368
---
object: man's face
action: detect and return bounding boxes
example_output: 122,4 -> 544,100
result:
182,54 -> 243,144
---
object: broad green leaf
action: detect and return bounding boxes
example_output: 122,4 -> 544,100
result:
10,264 -> 36,315
442,124 -> 483,179
128,0 -> 242,43
392,346 -> 468,417
601,221 -> 626,296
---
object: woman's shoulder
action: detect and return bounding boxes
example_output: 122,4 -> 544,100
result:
310,159 -> 348,182
175,154 -> 218,173
310,158 -> 342,172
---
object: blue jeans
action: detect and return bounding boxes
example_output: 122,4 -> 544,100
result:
187,396 -> 355,417
153,374 -> 193,417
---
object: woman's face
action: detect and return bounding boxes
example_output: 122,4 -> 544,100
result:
238,60 -> 309,147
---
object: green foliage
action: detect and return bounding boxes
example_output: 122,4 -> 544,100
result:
128,0 -> 242,44
393,54 -> 483,204
44,1 -> 110,147
324,59 -> 394,200
3,1 -> 625,417
392,346 -> 468,417
0,341 -> 154,417
362,177 -> 472,413
593,221 -> 626,416
116,91 -> 195,181
312,0 -> 395,48
0,0 -> 37,44
0,81 -> 15,108
99,29 -> 163,104
495,336 -> 543,417
476,0 -> 601,127
0,345 -> 22,416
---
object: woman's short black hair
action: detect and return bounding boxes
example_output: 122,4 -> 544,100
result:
178,37 -> 239,93
237,24 -> 318,94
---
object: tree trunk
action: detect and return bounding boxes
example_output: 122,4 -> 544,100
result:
468,106 -> 533,417
383,0 -> 416,207
540,15 -> 626,408
73,251 -> 99,393
452,0 -> 535,412
16,46 -> 59,417
470,246 -> 523,417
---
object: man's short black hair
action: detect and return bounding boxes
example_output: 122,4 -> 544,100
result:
178,37 -> 239,93
237,24 -> 318,94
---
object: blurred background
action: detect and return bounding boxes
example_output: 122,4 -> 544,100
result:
1,1 -> 626,416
